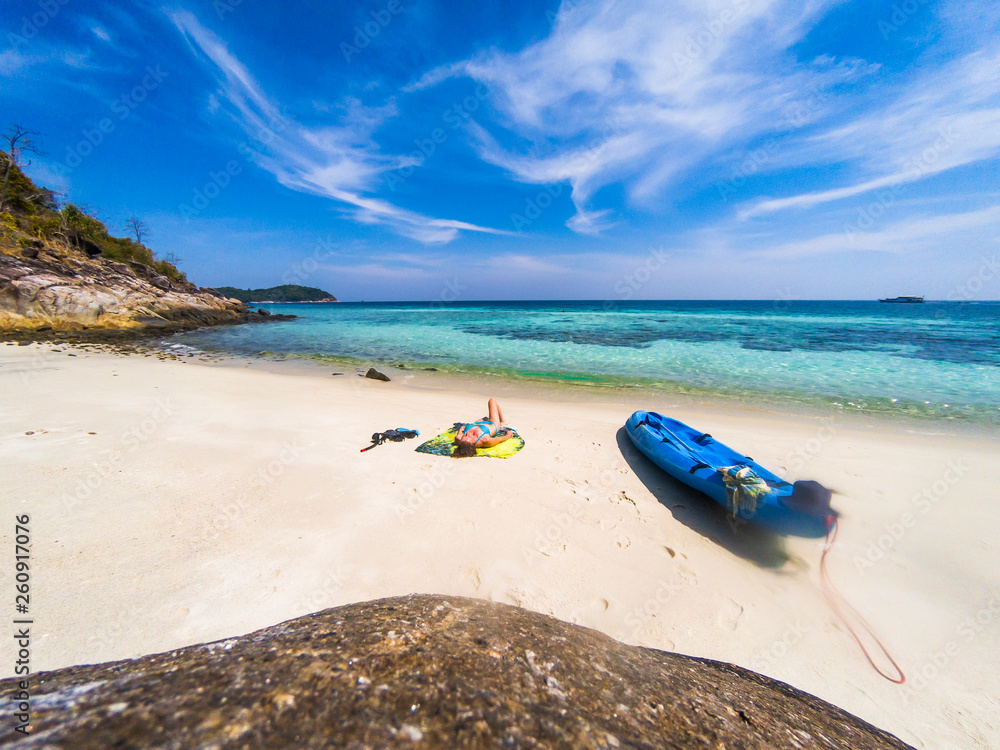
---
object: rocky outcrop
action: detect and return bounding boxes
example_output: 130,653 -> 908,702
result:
0,249 -> 286,334
0,594 -> 912,749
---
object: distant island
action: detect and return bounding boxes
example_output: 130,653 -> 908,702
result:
216,285 -> 338,303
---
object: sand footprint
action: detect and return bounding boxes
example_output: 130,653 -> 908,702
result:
717,597 -> 745,631
573,597 -> 611,623
463,568 -> 482,591
617,491 -> 638,509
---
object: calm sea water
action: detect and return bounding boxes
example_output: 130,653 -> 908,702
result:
172,300 -> 1000,424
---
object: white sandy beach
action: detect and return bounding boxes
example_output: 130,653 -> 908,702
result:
1,342 -> 998,749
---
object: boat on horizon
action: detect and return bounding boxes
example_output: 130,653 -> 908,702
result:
879,295 -> 925,303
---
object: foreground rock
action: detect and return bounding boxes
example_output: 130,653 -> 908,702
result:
0,595 -> 911,749
0,251 -> 293,336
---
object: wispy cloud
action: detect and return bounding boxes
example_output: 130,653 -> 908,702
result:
90,24 -> 111,42
168,9 -> 506,244
741,44 -> 1000,218
24,161 -> 71,196
414,0 -> 852,233
0,46 -> 96,77
0,49 -> 28,77
746,205 -> 1000,259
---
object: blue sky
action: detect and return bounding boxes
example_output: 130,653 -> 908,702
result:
3,0 -> 999,300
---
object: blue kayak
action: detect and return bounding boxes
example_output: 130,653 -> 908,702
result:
625,411 -> 832,537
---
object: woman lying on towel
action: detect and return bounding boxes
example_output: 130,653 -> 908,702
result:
453,397 -> 516,458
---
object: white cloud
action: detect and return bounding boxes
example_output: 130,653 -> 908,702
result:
404,0 -> 1000,243
168,10 -> 506,244
415,0 -> 851,233
748,205 -> 1000,259
0,50 -> 29,76
24,161 -> 71,196
741,44 -> 1000,217
0,46 -> 96,77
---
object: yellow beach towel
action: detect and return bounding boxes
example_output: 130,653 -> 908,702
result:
415,426 -> 525,459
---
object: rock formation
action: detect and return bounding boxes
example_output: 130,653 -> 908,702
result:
0,594 -> 912,749
0,250 -> 291,335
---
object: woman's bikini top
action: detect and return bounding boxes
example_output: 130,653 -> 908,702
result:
463,420 -> 498,444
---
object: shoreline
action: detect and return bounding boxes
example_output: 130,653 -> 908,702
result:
184,341 -> 1000,440
2,341 -> 998,748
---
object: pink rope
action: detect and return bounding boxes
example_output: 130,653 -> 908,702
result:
819,515 -> 906,684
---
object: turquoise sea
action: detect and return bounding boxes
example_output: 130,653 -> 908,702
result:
172,300 -> 1000,425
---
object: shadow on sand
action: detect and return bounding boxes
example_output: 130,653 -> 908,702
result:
616,427 -> 792,569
